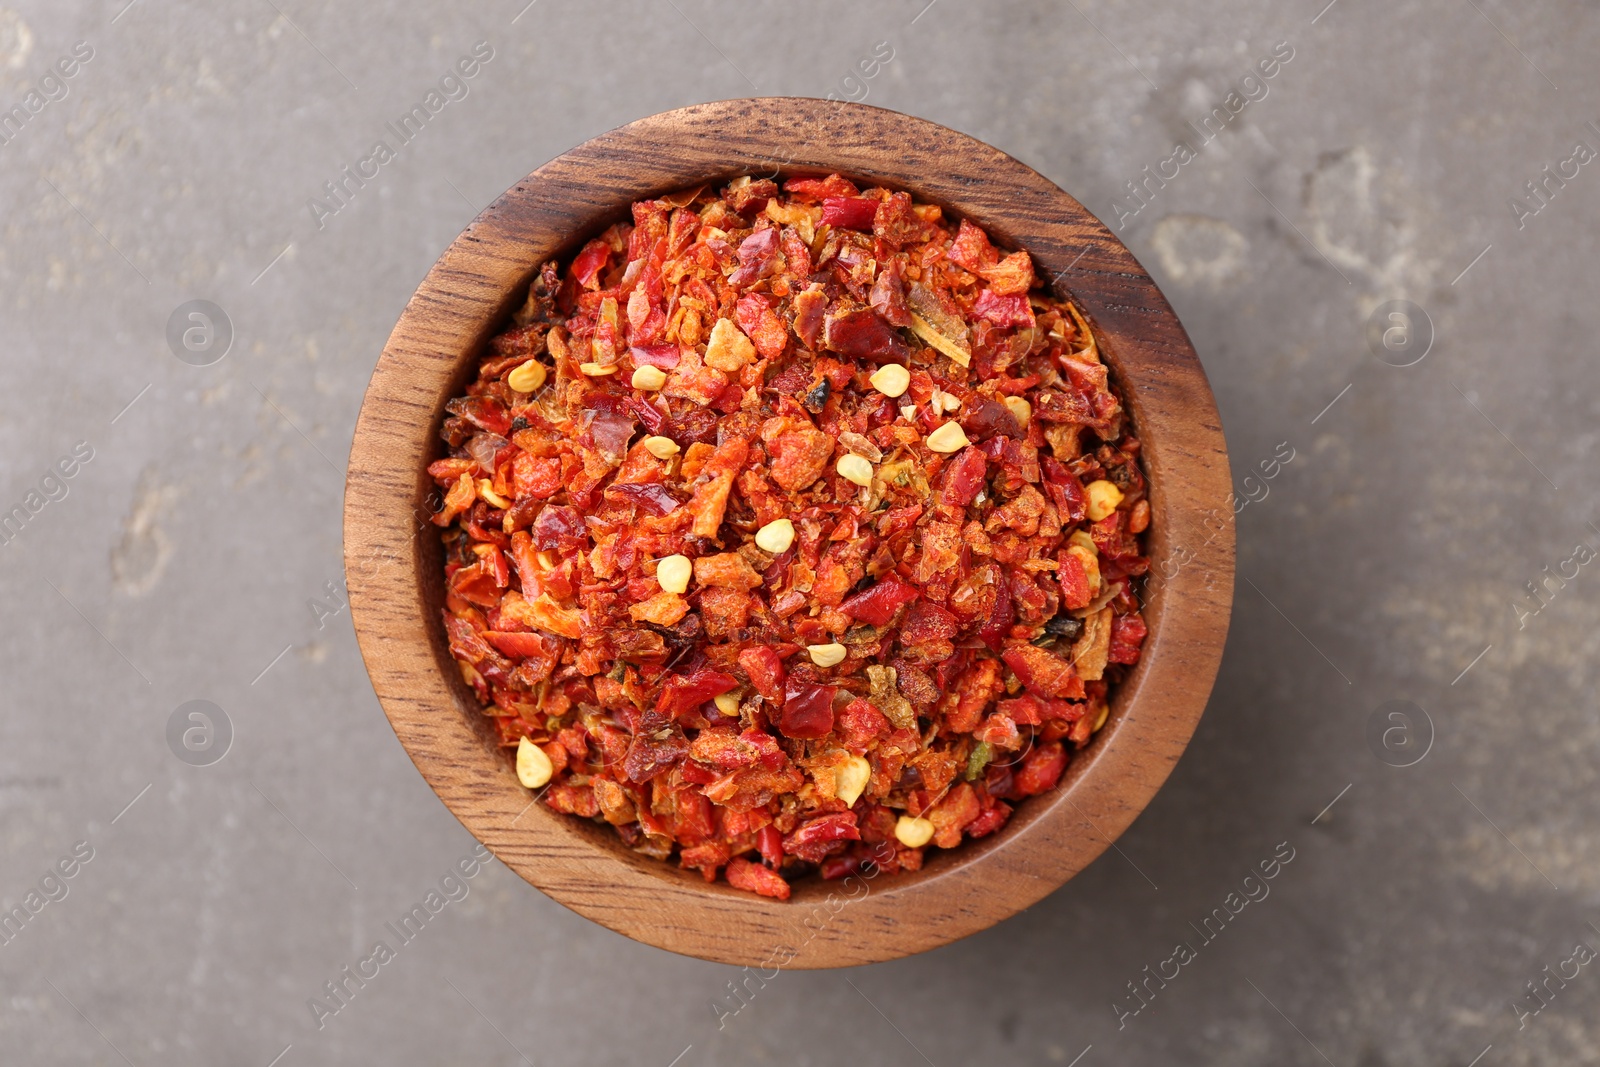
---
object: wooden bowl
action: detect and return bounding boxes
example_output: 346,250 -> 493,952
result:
344,98 -> 1234,968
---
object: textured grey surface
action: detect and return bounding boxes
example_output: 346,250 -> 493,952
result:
1,0 -> 1597,1064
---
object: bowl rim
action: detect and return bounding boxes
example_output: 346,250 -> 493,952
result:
344,97 -> 1234,969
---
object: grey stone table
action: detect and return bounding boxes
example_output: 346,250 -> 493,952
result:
2,1 -> 1596,1064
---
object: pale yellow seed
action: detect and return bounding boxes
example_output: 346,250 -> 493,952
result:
1067,530 -> 1098,555
868,363 -> 911,398
631,365 -> 667,390
506,359 -> 547,393
899,403 -> 917,422
835,754 -> 871,807
1092,703 -> 1110,732
516,736 -> 553,789
925,421 -> 971,453
1003,395 -> 1032,428
1084,479 -> 1125,521
579,362 -> 619,376
836,453 -> 874,487
642,435 -> 681,459
754,518 -> 796,554
894,815 -> 935,848
713,691 -> 742,716
657,554 -> 692,594
807,642 -> 847,668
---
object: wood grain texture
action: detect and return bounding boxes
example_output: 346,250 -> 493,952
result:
343,98 -> 1235,968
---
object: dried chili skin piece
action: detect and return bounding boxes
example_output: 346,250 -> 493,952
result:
570,238 -> 611,288
944,217 -> 995,273
837,697 -> 890,753
961,397 -> 1024,442
869,257 -> 911,327
785,174 -> 860,201
1108,612 -> 1148,664
1002,644 -> 1087,701
900,600 -> 959,661
737,646 -> 787,704
446,395 -> 514,437
605,481 -> 680,516
433,174 -> 1150,900
726,857 -> 792,900
839,574 -> 919,627
483,630 -> 554,661
937,447 -> 988,509
680,841 -> 731,881
1012,741 -> 1068,797
531,505 -> 584,552
761,416 -> 833,493
974,576 -> 1014,652
822,196 -> 879,231
630,343 -> 681,369
778,680 -> 837,740
782,811 -> 861,863
823,306 -> 912,364
756,824 -> 784,867
966,801 -> 1011,839
728,227 -> 781,288
973,289 -> 1035,328
655,670 -> 739,720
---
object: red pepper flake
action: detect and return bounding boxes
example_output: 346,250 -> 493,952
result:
777,680 -> 837,740
782,811 -> 861,863
839,574 -> 920,627
737,646 -> 787,704
655,670 -> 739,720
726,856 -> 792,900
570,238 -> 611,289
1108,611 -> 1148,664
432,174 -> 1150,899
629,343 -> 681,369
973,288 -> 1036,328
821,196 -> 880,231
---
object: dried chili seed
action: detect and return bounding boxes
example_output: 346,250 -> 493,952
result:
433,175 -> 1150,899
